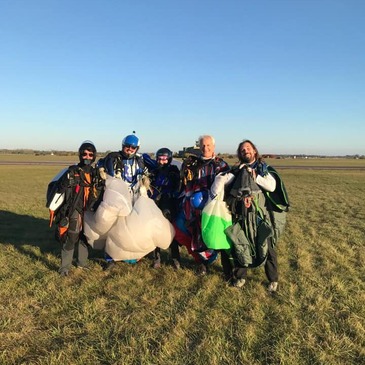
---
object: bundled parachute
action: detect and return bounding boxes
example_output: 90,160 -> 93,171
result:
84,176 -> 175,261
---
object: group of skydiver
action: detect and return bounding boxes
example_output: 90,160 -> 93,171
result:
47,133 -> 289,293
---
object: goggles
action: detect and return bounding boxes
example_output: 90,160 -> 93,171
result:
124,144 -> 137,150
157,156 -> 169,161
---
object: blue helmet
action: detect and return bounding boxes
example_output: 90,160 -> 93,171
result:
190,191 -> 208,210
121,133 -> 140,158
122,134 -> 140,148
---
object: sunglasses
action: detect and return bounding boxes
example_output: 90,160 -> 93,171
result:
124,144 -> 137,150
82,151 -> 94,157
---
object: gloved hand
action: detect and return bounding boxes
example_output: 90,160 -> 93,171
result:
256,162 -> 268,177
141,174 -> 151,191
210,172 -> 235,198
99,167 -> 107,180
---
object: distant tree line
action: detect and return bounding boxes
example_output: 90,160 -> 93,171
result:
0,149 -> 364,159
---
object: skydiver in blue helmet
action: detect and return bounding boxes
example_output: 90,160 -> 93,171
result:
96,132 -> 148,270
98,132 -> 147,189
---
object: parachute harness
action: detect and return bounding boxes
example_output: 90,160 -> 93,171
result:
182,155 -> 200,185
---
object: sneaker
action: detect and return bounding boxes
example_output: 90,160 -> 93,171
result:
268,281 -> 278,293
172,259 -> 181,270
233,278 -> 246,288
197,263 -> 207,276
104,261 -> 116,271
59,270 -> 69,277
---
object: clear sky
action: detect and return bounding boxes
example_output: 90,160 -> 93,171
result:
0,0 -> 364,156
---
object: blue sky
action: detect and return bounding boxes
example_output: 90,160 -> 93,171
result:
0,0 -> 364,156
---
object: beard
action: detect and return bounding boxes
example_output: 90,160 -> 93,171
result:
240,153 -> 252,163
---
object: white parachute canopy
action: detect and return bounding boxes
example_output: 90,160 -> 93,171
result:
84,176 -> 175,261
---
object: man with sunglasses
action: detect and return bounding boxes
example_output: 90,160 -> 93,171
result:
51,140 -> 99,276
98,133 -> 146,200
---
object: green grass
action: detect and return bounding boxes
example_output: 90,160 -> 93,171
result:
0,164 -> 364,365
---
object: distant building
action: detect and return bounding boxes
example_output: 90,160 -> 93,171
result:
178,140 -> 200,157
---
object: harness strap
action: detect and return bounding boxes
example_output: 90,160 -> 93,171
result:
83,172 -> 92,208
49,210 -> 55,227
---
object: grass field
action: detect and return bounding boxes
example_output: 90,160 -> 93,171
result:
0,160 -> 364,365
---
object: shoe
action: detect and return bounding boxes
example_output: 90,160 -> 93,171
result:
224,276 -> 233,285
268,281 -> 278,293
197,263 -> 207,276
172,259 -> 181,270
153,259 -> 161,269
104,261 -> 116,271
59,270 -> 69,277
233,278 -> 246,288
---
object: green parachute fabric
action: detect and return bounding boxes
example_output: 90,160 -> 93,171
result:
201,192 -> 232,250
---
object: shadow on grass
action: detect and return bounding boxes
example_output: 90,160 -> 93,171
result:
0,210 -> 60,270
0,210 -> 104,271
